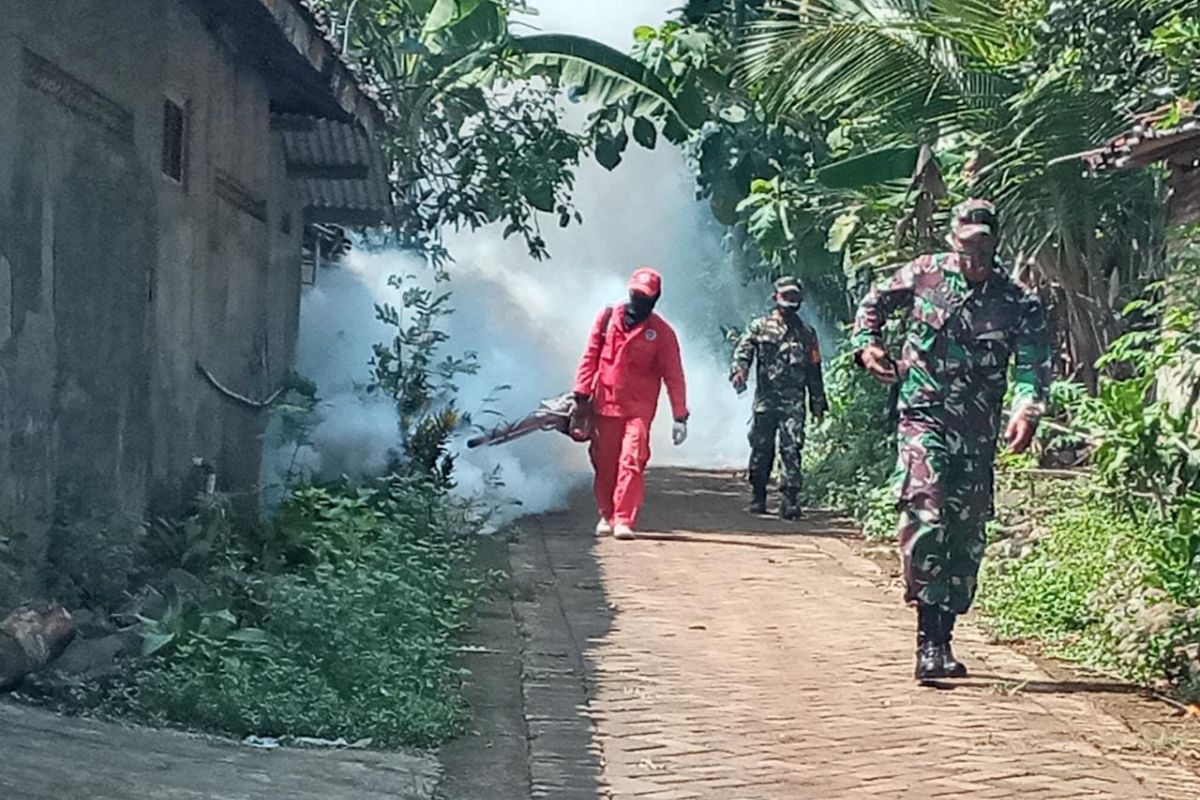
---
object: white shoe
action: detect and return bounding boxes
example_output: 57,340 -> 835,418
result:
613,524 -> 635,540
595,518 -> 613,536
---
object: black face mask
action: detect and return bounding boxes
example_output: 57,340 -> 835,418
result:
777,300 -> 801,316
625,293 -> 658,326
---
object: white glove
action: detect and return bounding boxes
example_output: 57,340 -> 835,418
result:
672,420 -> 688,446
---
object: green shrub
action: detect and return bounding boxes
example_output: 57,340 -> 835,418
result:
31,271 -> 495,747
807,351 -> 894,531
981,496 -> 1144,642
51,476 -> 484,748
980,488 -> 1200,698
42,511 -> 147,615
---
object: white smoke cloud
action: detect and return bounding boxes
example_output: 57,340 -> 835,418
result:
268,1 -> 833,520
279,140 -> 780,520
440,142 -> 770,476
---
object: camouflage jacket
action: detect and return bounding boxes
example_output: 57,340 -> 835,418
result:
732,311 -> 829,415
852,252 -> 1051,437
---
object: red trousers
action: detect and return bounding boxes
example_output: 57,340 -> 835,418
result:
590,415 -> 652,528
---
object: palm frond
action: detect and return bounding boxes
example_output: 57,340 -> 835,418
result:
926,0 -> 1017,49
974,66 -> 1148,260
744,22 -> 955,123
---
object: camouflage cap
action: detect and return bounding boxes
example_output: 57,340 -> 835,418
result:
774,276 -> 803,294
952,199 -> 998,241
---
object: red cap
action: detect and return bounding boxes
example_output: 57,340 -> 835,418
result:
628,267 -> 662,297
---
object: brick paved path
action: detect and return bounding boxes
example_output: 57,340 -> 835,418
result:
503,469 -> 1200,800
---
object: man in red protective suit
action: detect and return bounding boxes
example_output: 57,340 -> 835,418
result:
570,267 -> 689,540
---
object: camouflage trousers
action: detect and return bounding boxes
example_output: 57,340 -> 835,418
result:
748,407 -> 806,493
893,411 -> 995,614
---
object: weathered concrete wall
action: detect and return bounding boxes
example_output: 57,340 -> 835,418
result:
0,0 -> 303,597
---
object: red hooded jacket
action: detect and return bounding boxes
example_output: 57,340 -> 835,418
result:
573,305 -> 689,422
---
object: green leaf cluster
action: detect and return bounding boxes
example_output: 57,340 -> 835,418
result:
40,476 -> 487,748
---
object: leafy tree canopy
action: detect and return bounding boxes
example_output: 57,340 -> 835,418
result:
314,0 -> 692,263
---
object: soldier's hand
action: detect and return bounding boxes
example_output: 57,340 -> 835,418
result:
859,344 -> 899,385
1006,413 -> 1037,454
731,370 -> 748,394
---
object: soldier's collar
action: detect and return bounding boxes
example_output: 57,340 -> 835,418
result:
948,251 -> 1002,287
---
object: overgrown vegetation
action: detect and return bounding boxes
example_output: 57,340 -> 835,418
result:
981,234 -> 1200,698
26,269 -> 490,748
610,1 -> 1200,698
41,479 -> 484,747
804,353 -> 895,538
310,0 -> 697,264
980,480 -> 1200,698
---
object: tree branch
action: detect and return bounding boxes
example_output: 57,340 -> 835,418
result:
195,362 -> 285,411
1000,409 -> 1100,446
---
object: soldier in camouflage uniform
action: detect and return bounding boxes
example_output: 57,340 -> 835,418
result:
731,277 -> 829,520
852,200 -> 1051,681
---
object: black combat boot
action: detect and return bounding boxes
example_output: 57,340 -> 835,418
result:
749,485 -> 768,515
779,488 -> 801,521
915,606 -> 945,681
940,610 -> 968,678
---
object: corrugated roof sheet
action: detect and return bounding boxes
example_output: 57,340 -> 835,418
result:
275,113 -> 391,224
1069,102 -> 1200,173
277,114 -> 379,167
299,177 -> 391,215
287,0 -> 388,120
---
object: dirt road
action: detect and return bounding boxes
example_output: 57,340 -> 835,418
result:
447,468 -> 1200,800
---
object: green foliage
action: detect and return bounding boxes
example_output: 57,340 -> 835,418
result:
308,1 -> 574,261
311,1 -> 700,263
805,350 -> 895,536
266,372 -> 324,490
1148,9 -> 1200,98
1069,243 -> 1200,509
50,477 -> 485,748
33,262 -> 497,750
981,488 -> 1200,696
42,511 -> 147,615
35,275 -> 489,749
814,146 -> 920,190
371,274 -> 478,481
982,491 -> 1135,642
512,34 -> 702,127
727,0 -> 1188,383
982,244 -> 1200,696
585,9 -> 854,322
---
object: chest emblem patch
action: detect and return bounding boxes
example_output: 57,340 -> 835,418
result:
644,329 -> 658,341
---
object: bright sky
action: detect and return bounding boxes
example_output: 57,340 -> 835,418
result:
516,0 -> 681,49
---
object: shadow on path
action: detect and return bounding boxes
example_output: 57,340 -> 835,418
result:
966,676 -> 1145,695
439,485 -> 616,799
437,469 -> 1200,800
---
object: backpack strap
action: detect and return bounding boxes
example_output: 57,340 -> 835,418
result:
598,304 -> 616,350
579,305 -> 619,405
